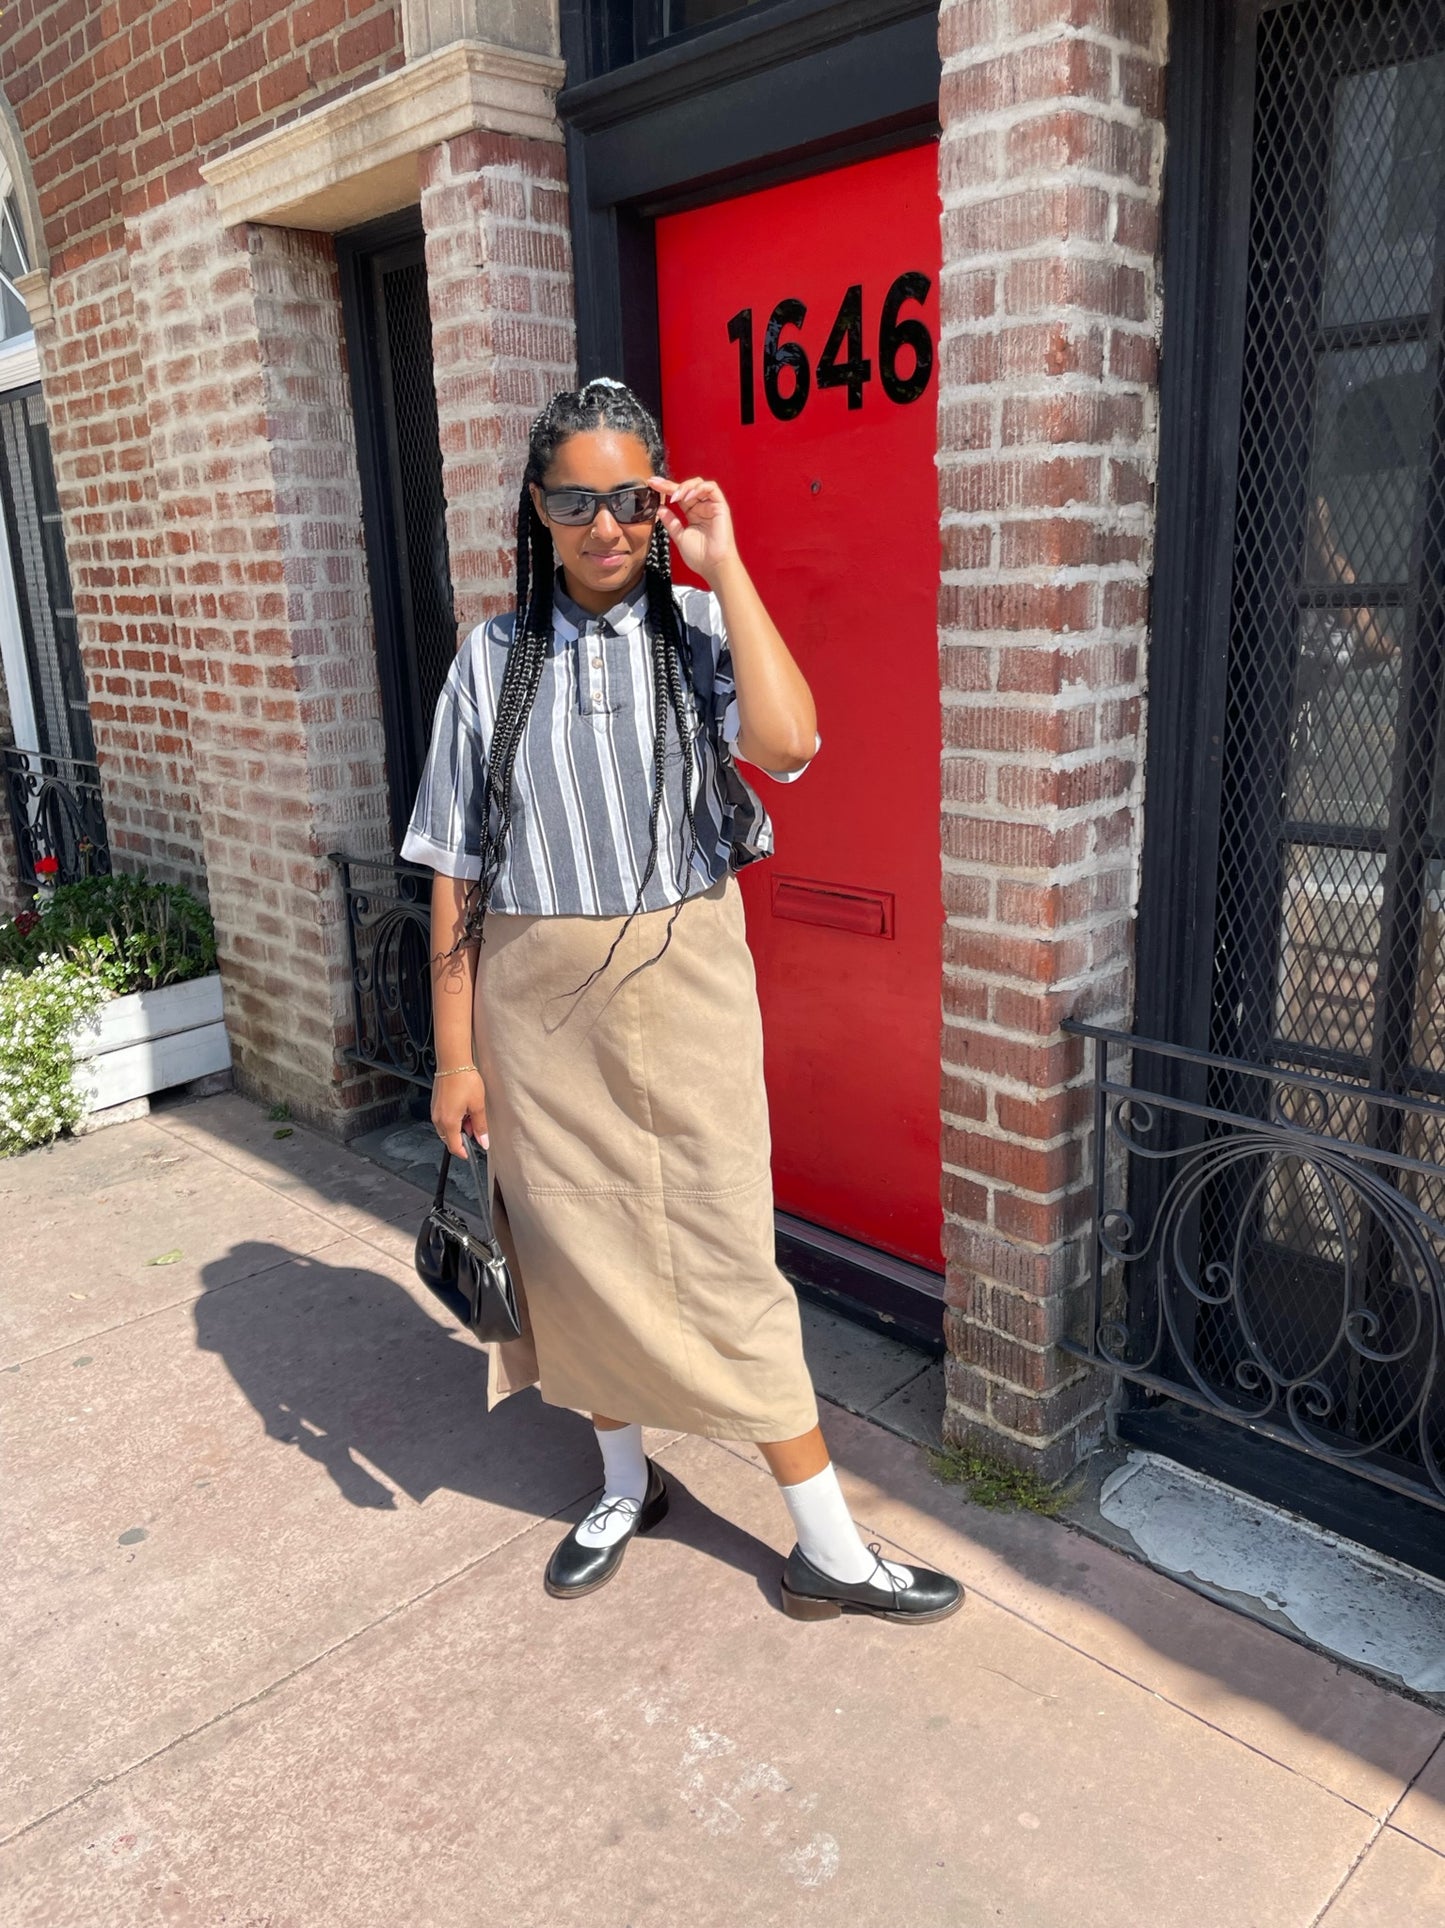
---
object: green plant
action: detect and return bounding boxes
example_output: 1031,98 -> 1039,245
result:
0,957 -> 107,1157
0,873 -> 217,994
926,1445 -> 1073,1517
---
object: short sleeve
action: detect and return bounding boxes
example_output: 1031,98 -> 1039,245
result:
399,638 -> 487,877
704,592 -> 820,785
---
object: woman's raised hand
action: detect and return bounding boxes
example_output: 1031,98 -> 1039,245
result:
650,476 -> 738,584
431,1067 -> 490,1158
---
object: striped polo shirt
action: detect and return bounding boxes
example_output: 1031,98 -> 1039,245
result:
399,576 -> 815,916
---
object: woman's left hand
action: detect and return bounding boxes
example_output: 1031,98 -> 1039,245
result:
650,476 -> 738,584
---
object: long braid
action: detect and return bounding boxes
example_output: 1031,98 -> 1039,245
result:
648,524 -> 703,899
455,475 -> 554,947
445,379 -> 704,982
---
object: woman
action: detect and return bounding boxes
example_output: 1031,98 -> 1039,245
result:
403,378 -> 961,1625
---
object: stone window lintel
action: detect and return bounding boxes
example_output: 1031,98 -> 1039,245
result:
200,39 -> 566,234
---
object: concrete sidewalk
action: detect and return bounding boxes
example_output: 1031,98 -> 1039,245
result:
4,1093 -> 1444,1927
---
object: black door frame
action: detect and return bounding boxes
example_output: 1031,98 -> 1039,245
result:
337,206 -> 453,846
1134,0 -> 1261,1053
558,0 -> 947,1346
558,0 -> 942,412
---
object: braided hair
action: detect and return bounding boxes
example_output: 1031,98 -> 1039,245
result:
453,378 -> 703,988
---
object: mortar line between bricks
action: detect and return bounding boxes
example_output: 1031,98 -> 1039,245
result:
0,1484 -> 598,1855
701,1431 -> 1414,1823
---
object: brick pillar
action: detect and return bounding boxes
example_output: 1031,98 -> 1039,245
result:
935,0 -> 1168,1479
26,251 -> 207,890
420,130 -> 576,636
127,188 -> 396,1132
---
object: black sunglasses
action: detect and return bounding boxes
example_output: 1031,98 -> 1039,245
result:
541,485 -> 661,527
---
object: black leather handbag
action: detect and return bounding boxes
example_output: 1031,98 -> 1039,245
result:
413,1129 -> 523,1343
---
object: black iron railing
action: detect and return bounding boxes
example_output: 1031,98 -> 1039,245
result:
1065,1022 -> 1445,1513
329,852 -> 435,1088
3,745 -> 111,889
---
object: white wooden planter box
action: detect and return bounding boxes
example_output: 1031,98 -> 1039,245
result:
71,973 -> 232,1112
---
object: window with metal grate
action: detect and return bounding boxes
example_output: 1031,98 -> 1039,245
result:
1196,0 -> 1445,1498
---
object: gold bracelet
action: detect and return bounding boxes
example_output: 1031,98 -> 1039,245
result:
433,1063 -> 479,1078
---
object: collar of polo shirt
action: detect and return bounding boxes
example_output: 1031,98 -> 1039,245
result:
551,569 -> 649,640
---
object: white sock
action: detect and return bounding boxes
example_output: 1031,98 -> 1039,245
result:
596,1421 -> 648,1499
573,1423 -> 650,1549
779,1463 -> 913,1591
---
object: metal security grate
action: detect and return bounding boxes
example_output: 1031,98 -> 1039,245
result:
0,388 -> 95,772
3,746 -> 110,888
1213,2 -> 1445,1113
1067,1025 -> 1445,1509
1205,0 -> 1445,1495
1074,2 -> 1445,1514
328,853 -> 435,1088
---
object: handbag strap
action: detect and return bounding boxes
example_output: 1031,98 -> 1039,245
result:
432,1134 -> 501,1251
431,1146 -> 453,1209
460,1128 -> 500,1248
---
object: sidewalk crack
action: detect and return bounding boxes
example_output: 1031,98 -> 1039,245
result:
1302,1749 -> 1426,1927
0,1488 -> 594,1853
697,1436 -> 1426,1820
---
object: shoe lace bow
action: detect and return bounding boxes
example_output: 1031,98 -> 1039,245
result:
866,1542 -> 908,1594
581,1493 -> 642,1534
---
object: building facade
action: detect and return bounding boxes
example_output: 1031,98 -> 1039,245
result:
2,0 -> 1442,1554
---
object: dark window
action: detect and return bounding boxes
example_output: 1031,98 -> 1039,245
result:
0,388 -> 92,767
1122,0 -> 1445,1524
643,0 -> 772,39
1,191 -> 33,343
338,215 -> 457,847
581,0 -> 785,71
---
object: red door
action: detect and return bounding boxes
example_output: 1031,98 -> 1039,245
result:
656,143 -> 943,1269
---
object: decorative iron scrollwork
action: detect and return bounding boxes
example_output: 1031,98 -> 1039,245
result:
329,854 -> 435,1088
3,745 -> 111,889
1067,1023 -> 1445,1511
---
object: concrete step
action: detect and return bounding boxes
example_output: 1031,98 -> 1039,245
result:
1069,1448 -> 1445,1702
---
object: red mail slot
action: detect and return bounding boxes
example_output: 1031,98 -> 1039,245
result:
770,876 -> 895,938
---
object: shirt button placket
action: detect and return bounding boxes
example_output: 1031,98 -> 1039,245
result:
577,621 -> 595,714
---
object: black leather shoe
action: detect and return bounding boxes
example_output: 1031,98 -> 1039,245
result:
544,1459 -> 668,1599
780,1542 -> 964,1623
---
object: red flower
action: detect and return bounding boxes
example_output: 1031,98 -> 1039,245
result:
34,856 -> 60,877
14,910 -> 39,935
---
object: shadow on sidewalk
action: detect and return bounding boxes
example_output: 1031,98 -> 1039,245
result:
192,1239 -> 782,1600
174,1095 -> 1443,1773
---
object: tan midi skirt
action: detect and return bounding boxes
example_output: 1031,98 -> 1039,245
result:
472,872 -> 820,1441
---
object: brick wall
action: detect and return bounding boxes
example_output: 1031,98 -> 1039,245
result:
2,0 -> 576,1124
935,0 -> 1168,1479
34,248 -> 207,888
3,0 -> 409,891
3,0 -> 403,278
420,129 -> 576,636
127,188 -> 395,1127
